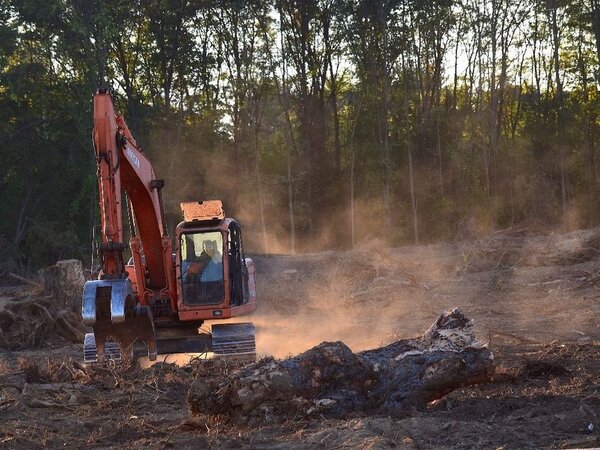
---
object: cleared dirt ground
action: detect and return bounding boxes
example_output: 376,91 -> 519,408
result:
0,227 -> 599,449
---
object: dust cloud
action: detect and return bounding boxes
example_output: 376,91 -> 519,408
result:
247,226 -> 600,358
150,132 -> 435,355
249,240 -> 454,358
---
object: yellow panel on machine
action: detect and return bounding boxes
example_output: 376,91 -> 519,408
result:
180,200 -> 225,222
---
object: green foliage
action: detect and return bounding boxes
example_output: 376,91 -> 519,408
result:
1,0 -> 600,271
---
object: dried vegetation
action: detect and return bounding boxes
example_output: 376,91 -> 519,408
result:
0,260 -> 86,349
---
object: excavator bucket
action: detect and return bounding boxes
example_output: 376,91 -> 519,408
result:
82,279 -> 157,364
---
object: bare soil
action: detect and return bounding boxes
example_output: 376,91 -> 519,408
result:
0,228 -> 599,449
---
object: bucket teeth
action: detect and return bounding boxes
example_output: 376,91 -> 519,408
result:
211,323 -> 256,358
83,332 -> 122,364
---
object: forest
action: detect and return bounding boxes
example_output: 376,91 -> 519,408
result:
1,0 -> 600,271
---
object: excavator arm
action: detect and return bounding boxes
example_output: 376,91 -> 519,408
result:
92,91 -> 174,294
83,90 -> 177,362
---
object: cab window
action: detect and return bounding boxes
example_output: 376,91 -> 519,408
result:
180,231 -> 224,305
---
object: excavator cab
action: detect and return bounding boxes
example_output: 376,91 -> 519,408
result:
175,201 -> 256,321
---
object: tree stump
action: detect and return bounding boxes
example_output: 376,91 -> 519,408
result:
188,309 -> 494,422
37,259 -> 86,342
39,259 -> 85,312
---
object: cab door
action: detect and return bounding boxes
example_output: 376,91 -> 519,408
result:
227,222 -> 250,306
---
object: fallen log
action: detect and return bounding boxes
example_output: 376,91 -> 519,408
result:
188,309 -> 494,422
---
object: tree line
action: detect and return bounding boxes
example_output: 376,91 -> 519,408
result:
1,0 -> 599,271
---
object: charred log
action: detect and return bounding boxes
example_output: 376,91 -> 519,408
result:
188,309 -> 494,422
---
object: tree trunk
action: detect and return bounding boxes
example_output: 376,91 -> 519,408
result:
254,124 -> 268,255
592,0 -> 600,65
548,1 -> 568,223
349,95 -> 364,248
378,4 -> 391,229
278,18 -> 296,254
329,61 -> 342,175
437,116 -> 444,197
452,13 -> 462,109
403,56 -> 419,244
408,139 -> 419,245
188,309 -> 494,423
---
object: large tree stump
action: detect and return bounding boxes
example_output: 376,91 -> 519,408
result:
37,259 -> 86,342
188,309 -> 494,422
39,259 -> 85,312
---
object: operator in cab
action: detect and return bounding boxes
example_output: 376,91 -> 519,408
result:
200,240 -> 222,282
181,235 -> 224,305
182,238 -> 205,281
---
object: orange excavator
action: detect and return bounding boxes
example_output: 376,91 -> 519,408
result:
82,89 -> 257,363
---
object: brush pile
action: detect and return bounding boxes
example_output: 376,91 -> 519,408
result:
457,227 -> 600,273
188,309 -> 494,423
0,260 -> 86,349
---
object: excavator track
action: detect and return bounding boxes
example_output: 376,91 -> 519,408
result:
84,325 -> 256,363
83,332 -> 122,364
211,323 -> 256,359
